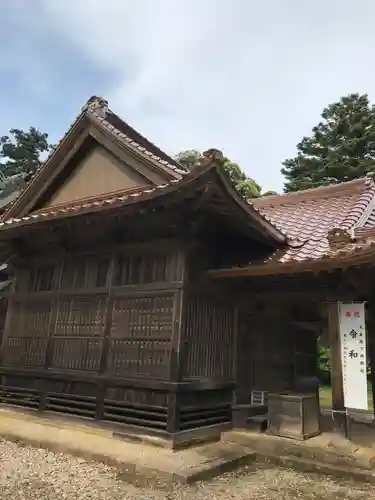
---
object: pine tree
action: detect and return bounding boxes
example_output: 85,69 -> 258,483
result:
282,93 -> 375,192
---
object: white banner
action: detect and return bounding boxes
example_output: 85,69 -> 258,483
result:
339,302 -> 368,410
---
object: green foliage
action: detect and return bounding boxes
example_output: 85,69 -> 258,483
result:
174,149 -> 201,170
0,127 -> 52,177
282,93 -> 375,192
318,345 -> 331,374
174,149 -> 262,199
318,343 -> 371,382
262,190 -> 278,197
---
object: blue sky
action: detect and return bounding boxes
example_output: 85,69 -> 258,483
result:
2,1 -> 375,192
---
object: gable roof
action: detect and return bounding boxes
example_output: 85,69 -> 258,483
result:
1,96 -> 186,222
0,138 -> 285,247
209,176 -> 375,277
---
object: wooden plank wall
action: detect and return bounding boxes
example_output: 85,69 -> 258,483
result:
235,304 -> 296,401
181,293 -> 235,380
1,244 -> 183,381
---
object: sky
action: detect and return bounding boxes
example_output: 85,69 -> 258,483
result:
1,1 -> 375,193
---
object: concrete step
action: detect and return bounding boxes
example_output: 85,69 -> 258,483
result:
262,454 -> 375,485
224,430 -> 375,472
247,414 -> 268,433
0,406 -> 256,485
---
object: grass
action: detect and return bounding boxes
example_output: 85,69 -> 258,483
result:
319,384 -> 374,411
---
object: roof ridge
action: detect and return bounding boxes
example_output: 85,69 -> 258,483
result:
87,108 -> 186,178
1,95 -> 187,221
353,184 -> 375,229
253,176 -> 373,208
105,109 -> 186,170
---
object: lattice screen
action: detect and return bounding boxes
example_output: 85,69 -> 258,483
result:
108,294 -> 174,377
50,296 -> 107,371
2,300 -> 52,367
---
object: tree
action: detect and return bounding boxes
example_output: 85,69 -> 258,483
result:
262,190 -> 278,197
318,344 -> 331,384
0,127 -> 52,178
282,93 -> 375,192
175,149 -> 262,198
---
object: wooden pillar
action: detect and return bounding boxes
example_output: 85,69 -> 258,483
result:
327,302 -> 348,437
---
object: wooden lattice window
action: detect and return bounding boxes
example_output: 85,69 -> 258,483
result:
28,265 -> 56,292
54,297 -> 107,337
107,293 -> 174,378
95,257 -> 110,287
60,256 -> 111,290
3,300 -> 52,367
113,251 -> 178,286
111,294 -> 174,339
61,259 -> 85,290
50,296 -> 107,371
7,300 -> 52,338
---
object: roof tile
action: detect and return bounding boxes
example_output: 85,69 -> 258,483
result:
251,177 -> 375,263
0,96 -> 187,222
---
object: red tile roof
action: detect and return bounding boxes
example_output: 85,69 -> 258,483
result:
2,94 -> 375,275
0,96 -> 187,223
87,101 -> 186,179
209,227 -> 375,278
0,182 -> 177,229
209,176 -> 375,277
252,177 -> 375,263
0,148 -> 286,245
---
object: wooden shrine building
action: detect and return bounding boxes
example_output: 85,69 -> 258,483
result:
1,96 -> 375,446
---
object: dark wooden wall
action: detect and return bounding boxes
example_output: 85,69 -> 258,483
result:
0,230 -> 237,444
2,243 -> 183,379
182,293 -> 235,380
0,241 -> 188,437
0,211 -> 301,443
233,299 -> 322,405
235,304 -> 295,403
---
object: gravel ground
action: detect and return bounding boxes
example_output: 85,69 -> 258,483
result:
1,438 -> 375,499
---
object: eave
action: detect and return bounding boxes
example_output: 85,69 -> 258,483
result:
0,150 -> 286,248
208,232 -> 375,279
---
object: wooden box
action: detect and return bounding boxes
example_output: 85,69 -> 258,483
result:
267,393 -> 321,440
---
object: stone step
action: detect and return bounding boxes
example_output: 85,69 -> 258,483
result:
224,430 -> 375,471
247,414 -> 268,433
263,453 -> 375,484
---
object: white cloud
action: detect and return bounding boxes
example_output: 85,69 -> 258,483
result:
20,1 -> 375,190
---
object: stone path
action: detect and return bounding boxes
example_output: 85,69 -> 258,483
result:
1,438 -> 375,500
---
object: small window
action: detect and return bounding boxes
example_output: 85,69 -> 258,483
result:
251,390 -> 267,405
113,251 -> 172,286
